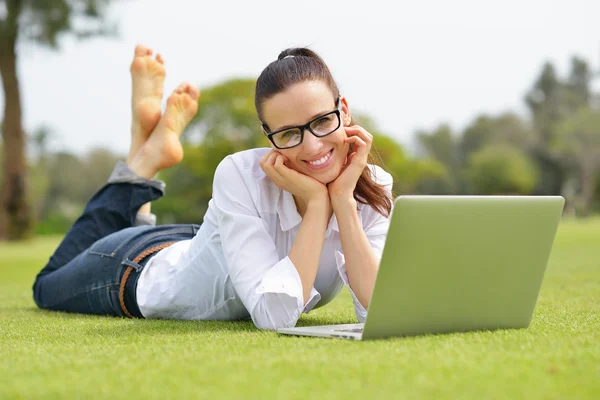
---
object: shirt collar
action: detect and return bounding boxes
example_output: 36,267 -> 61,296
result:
277,189 -> 340,234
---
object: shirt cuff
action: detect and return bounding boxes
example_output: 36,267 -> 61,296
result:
255,256 -> 321,313
335,251 -> 368,323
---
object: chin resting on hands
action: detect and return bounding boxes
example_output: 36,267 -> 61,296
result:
259,150 -> 329,207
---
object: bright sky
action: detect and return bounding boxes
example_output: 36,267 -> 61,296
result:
1,0 -> 599,156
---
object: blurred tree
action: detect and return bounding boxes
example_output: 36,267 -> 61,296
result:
0,0 -> 116,240
525,62 -> 564,144
80,147 -> 122,197
184,78 -> 263,148
459,113 -> 534,161
524,57 -> 593,197
524,62 -> 567,196
30,146 -> 122,234
564,57 -> 591,114
416,124 -> 462,193
29,124 -> 54,163
467,144 -> 539,195
38,151 -> 86,223
552,108 -> 600,216
371,131 -> 445,195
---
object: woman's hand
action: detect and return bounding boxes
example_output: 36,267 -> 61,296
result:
260,150 -> 329,211
327,125 -> 372,202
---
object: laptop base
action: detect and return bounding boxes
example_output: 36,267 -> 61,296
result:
278,323 -> 364,340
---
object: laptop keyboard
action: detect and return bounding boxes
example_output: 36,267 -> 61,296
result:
334,327 -> 364,333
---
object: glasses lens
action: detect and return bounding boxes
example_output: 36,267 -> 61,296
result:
272,128 -> 302,148
310,113 -> 339,136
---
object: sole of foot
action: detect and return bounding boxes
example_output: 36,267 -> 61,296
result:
129,44 -> 166,163
130,82 -> 200,178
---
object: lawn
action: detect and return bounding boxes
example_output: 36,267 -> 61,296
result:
1,218 -> 599,399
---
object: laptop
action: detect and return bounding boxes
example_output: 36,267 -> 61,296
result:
277,195 -> 565,340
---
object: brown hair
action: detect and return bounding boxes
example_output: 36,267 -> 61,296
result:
255,47 -> 392,217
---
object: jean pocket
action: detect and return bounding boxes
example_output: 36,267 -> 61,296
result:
89,236 -> 127,258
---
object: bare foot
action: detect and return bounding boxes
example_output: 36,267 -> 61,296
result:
128,44 -> 166,163
129,83 -> 200,178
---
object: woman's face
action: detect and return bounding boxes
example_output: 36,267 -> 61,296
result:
261,80 -> 351,184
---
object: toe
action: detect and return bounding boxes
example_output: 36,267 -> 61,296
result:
182,83 -> 200,100
156,53 -> 164,64
134,44 -> 152,57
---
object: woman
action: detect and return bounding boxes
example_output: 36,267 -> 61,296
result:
32,45 -> 394,330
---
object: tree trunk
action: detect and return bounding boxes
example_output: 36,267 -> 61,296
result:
0,18 -> 31,240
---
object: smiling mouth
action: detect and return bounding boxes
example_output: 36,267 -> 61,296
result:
304,149 -> 334,170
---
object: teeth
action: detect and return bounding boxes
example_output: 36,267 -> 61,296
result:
308,151 -> 331,166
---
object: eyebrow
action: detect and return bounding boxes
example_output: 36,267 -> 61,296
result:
272,109 -> 334,132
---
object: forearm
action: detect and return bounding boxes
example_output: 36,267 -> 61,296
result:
288,198 -> 330,303
333,197 -> 379,308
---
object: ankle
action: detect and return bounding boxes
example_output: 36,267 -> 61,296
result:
128,149 -> 159,180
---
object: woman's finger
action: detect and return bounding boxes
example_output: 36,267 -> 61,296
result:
345,135 -> 367,150
274,156 -> 300,181
259,151 -> 272,168
260,150 -> 278,166
273,154 -> 287,170
345,125 -> 373,142
262,152 -> 285,184
345,136 -> 368,166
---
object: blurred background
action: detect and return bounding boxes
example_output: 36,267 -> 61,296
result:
0,0 -> 599,240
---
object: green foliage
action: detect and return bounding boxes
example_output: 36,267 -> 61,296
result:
417,124 -> 458,168
35,210 -> 81,235
551,108 -> 600,215
552,108 -> 600,162
26,147 -> 122,234
416,124 -> 462,193
185,78 -> 263,148
372,134 -> 446,194
460,113 -> 534,160
523,57 -> 595,198
467,144 -> 539,195
13,0 -> 115,46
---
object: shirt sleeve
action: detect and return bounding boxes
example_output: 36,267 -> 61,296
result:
335,165 -> 394,323
212,156 -> 321,331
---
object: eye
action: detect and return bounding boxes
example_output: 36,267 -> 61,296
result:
315,116 -> 333,125
280,130 -> 297,139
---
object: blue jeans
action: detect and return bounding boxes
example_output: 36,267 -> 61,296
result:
32,163 -> 200,318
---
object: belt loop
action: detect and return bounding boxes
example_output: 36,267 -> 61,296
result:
122,259 -> 143,272
119,241 -> 176,318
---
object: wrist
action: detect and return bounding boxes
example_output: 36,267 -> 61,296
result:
306,194 -> 331,212
331,195 -> 357,212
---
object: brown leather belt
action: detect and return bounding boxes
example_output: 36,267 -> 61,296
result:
119,241 -> 175,318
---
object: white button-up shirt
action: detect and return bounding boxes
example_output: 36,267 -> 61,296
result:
136,148 -> 393,330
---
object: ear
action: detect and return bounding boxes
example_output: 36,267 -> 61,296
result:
339,96 -> 352,126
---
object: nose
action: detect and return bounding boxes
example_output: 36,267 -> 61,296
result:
301,128 -> 324,154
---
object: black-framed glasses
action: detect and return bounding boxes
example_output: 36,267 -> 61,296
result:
263,99 -> 342,150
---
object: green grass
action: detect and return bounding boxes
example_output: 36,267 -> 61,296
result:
1,219 -> 599,399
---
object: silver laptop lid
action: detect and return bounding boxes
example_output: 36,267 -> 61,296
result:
362,196 -> 564,340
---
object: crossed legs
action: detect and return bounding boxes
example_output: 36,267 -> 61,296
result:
33,46 -> 199,313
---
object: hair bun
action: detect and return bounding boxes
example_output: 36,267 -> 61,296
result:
277,49 -> 293,61
277,47 -> 318,61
